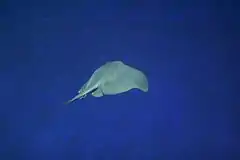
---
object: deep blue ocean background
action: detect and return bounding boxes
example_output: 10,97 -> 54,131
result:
0,0 -> 239,159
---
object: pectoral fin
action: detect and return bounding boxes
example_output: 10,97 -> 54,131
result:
100,61 -> 148,95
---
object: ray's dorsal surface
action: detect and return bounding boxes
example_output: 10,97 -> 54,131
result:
66,61 -> 148,104
100,61 -> 148,95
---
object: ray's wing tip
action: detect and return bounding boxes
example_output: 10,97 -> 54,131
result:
143,87 -> 149,92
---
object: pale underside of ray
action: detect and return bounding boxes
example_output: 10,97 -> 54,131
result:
65,61 -> 148,104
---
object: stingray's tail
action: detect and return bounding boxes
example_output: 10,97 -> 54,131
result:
65,99 -> 75,105
64,93 -> 87,105
65,94 -> 80,105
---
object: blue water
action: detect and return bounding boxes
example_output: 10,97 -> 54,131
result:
1,1 -> 239,159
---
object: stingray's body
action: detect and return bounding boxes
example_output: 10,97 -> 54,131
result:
66,61 -> 148,104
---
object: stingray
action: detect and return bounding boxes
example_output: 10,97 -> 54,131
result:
66,61 -> 148,104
